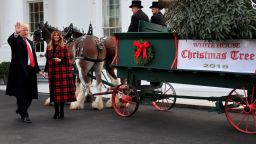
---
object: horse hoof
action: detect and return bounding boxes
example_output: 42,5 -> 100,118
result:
70,102 -> 84,110
69,103 -> 78,110
92,102 -> 104,110
44,98 -> 51,106
105,100 -> 113,108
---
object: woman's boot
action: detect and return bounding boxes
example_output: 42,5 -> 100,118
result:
59,102 -> 64,119
53,102 -> 59,119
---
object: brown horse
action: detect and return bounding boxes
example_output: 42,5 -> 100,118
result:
33,22 -> 109,110
63,24 -> 121,108
62,23 -> 119,82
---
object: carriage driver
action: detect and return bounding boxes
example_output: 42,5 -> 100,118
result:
149,1 -> 166,26
128,0 -> 149,32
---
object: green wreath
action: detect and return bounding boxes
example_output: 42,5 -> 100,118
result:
133,40 -> 154,65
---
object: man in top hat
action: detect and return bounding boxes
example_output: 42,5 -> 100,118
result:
128,0 -> 149,32
150,1 -> 166,26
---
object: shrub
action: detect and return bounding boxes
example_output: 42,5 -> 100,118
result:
0,62 -> 10,76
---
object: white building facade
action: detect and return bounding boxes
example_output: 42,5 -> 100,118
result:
0,0 -> 156,65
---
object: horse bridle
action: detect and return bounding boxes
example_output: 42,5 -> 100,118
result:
34,27 -> 46,44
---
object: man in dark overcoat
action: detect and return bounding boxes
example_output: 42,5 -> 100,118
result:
128,0 -> 149,32
6,22 -> 45,123
149,1 -> 166,26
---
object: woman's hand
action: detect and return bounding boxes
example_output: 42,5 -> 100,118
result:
39,71 -> 47,79
53,57 -> 61,62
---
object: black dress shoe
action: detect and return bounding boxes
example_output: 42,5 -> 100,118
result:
16,109 -> 21,114
22,117 -> 32,123
59,112 -> 64,119
52,114 -> 59,119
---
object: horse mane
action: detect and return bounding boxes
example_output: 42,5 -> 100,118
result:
45,22 -> 60,31
73,26 -> 83,34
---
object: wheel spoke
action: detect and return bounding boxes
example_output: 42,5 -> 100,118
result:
228,109 -> 244,120
235,94 -> 247,105
152,83 -> 176,111
251,85 -> 255,103
225,87 -> 256,134
227,97 -> 246,107
245,114 -> 250,132
163,87 -> 172,95
226,107 -> 244,114
243,87 -> 249,104
253,99 -> 256,105
236,113 -> 248,127
112,84 -> 140,117
252,112 -> 256,128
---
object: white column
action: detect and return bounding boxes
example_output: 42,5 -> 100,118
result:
52,0 -> 68,29
121,0 -> 132,32
65,0 -> 92,33
1,0 -> 24,45
43,0 -> 54,25
93,0 -> 102,37
0,0 -> 24,62
0,5 -> 2,49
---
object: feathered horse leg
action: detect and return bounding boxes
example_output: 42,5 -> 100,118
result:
92,62 -> 104,110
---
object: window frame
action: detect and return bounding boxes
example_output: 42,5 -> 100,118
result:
102,0 -> 121,36
27,0 -> 44,53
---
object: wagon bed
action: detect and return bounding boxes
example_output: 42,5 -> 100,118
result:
110,21 -> 256,134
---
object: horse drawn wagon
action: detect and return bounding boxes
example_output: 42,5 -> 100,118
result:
32,21 -> 256,134
106,21 -> 256,134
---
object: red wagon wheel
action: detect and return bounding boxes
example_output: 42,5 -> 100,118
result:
112,84 -> 140,117
225,85 -> 256,134
152,83 -> 176,111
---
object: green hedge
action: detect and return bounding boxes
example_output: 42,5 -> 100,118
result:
0,62 -> 10,77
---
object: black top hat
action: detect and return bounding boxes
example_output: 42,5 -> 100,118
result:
129,0 -> 143,8
149,2 -> 163,9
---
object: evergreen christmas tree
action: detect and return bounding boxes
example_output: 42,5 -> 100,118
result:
164,0 -> 256,41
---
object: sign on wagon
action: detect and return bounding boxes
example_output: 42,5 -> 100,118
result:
177,40 -> 256,74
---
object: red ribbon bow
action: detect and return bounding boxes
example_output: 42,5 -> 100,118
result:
133,41 -> 150,59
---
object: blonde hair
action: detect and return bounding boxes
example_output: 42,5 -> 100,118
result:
20,23 -> 29,30
48,31 -> 65,49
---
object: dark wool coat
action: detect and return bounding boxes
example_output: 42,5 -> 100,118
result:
151,12 -> 166,26
128,10 -> 149,32
45,45 -> 76,103
6,33 -> 40,99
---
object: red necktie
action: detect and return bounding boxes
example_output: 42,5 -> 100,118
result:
24,38 -> 35,67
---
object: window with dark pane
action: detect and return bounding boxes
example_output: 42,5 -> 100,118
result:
29,2 -> 44,52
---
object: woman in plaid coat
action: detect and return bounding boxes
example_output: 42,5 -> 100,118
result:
45,31 -> 76,119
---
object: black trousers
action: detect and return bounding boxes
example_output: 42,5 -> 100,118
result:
16,96 -> 32,118
16,66 -> 34,118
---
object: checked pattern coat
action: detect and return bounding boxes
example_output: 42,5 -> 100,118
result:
45,45 -> 76,103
